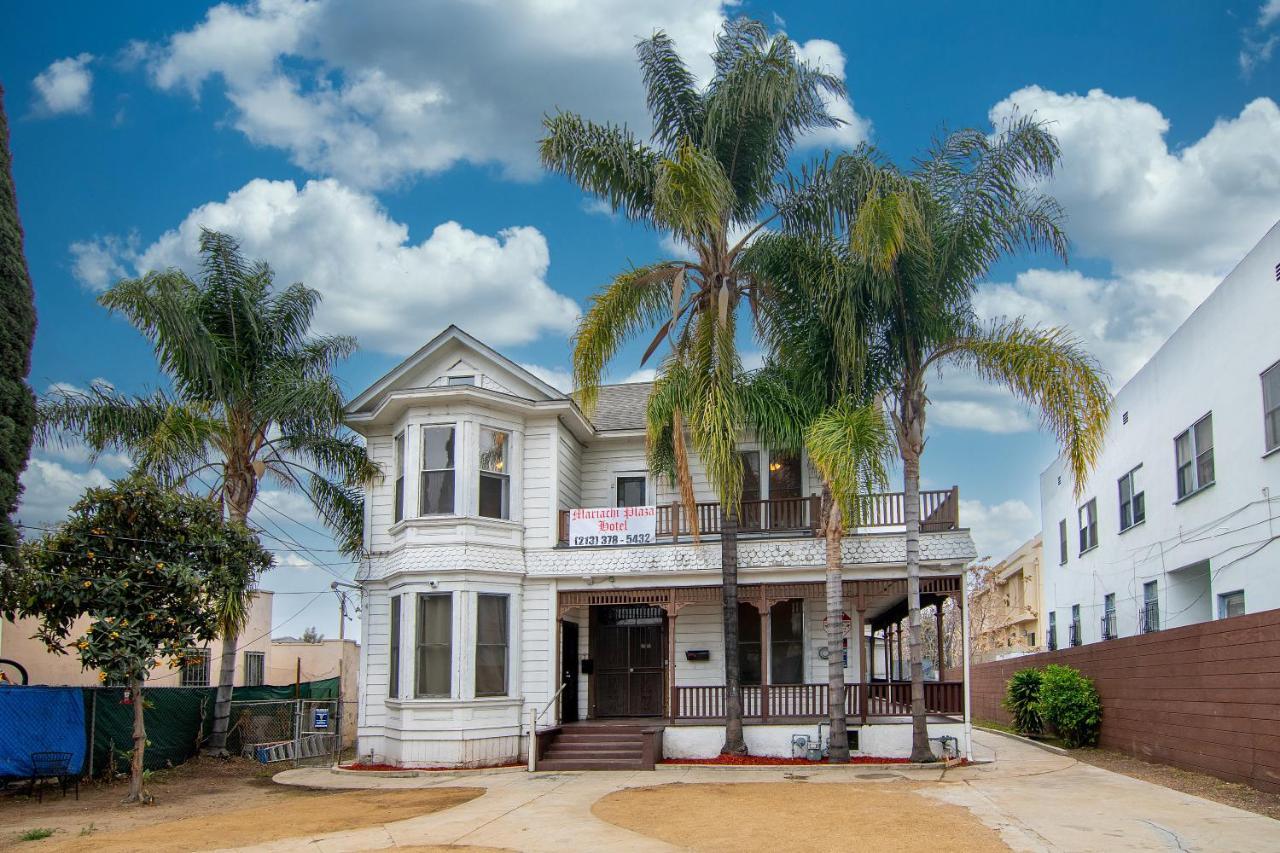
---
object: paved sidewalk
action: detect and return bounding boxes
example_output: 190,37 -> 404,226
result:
246,731 -> 1279,852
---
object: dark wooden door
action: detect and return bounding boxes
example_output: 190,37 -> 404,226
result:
591,606 -> 666,717
560,620 -> 579,723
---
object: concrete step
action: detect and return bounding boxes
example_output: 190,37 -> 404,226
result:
536,757 -> 647,771
543,748 -> 641,760
545,740 -> 644,752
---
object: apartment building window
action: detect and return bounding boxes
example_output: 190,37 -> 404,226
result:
420,426 -> 456,515
478,427 -> 510,519
1218,590 -> 1246,619
475,594 -> 509,696
1069,605 -> 1082,646
738,601 -> 762,685
1101,594 -> 1117,640
180,648 -> 211,687
393,431 -> 406,523
1078,499 -> 1098,554
1118,466 -> 1145,531
616,475 -> 647,508
1175,413 -> 1214,499
243,650 -> 265,687
388,595 -> 402,698
1058,519 -> 1068,564
771,599 -> 805,684
1047,612 -> 1058,651
1141,581 -> 1160,633
415,593 -> 452,697
1264,361 -> 1280,453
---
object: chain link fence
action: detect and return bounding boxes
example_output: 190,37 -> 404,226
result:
228,697 -> 342,766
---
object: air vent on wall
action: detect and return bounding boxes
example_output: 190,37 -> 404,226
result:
1122,411 -> 1129,424
1275,261 -> 1279,282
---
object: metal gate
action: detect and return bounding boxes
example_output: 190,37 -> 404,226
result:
228,697 -> 342,767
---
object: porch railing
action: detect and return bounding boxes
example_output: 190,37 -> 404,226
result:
557,487 -> 960,545
673,680 -> 964,721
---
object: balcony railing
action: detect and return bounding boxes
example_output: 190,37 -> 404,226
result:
673,680 -> 964,721
1068,622 -> 1082,647
1047,628 -> 1058,651
1101,612 -> 1117,640
1140,602 -> 1160,634
557,487 -> 960,545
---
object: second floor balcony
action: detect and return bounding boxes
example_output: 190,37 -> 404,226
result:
557,487 -> 960,546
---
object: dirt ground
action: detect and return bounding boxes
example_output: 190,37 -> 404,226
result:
592,781 -> 1009,853
1071,747 -> 1280,821
0,758 -> 482,851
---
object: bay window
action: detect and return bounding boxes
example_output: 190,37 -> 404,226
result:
388,594 -> 401,698
475,594 -> 509,696
420,426 -> 456,515
393,431 -> 405,523
415,593 -> 452,697
478,427 -> 510,519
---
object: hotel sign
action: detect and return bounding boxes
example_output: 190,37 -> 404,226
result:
567,506 -> 657,547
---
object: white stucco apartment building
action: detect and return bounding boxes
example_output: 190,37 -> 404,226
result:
346,326 -> 978,769
1040,221 -> 1280,649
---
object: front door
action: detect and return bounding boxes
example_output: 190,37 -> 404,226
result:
560,620 -> 579,723
591,605 -> 666,717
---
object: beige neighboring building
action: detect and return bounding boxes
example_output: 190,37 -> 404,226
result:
970,535 -> 1045,661
0,591 -> 276,687
269,637 -> 360,742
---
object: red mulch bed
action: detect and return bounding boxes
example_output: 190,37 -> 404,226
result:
339,761 -> 523,772
661,755 -> 911,766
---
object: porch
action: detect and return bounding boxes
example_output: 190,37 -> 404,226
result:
553,577 -> 965,726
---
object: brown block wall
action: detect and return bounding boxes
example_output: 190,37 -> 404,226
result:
951,608 -> 1280,794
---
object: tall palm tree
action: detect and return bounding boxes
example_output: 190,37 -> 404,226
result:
803,119 -> 1111,761
38,229 -> 378,755
541,18 -> 845,754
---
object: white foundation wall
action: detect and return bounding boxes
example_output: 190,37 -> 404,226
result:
663,722 -> 968,760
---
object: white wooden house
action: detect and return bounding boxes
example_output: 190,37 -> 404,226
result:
347,326 -> 977,769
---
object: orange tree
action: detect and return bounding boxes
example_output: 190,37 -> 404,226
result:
0,475 -> 272,802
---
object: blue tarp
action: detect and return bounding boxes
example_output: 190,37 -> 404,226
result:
0,686 -> 86,778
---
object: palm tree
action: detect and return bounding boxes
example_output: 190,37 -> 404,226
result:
803,119 -> 1111,761
38,229 -> 377,755
540,18 -> 846,754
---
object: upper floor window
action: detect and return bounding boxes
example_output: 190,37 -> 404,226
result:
393,431 -> 406,523
415,593 -> 452,697
447,375 -> 476,386
1141,580 -> 1160,633
616,475 -> 647,508
420,426 -> 456,515
1218,589 -> 1245,619
1263,361 -> 1280,453
1078,498 -> 1097,554
1102,593 -> 1116,640
1118,465 -> 1145,531
475,594 -> 509,696
1175,413 -> 1214,499
479,427 -> 510,519
1069,604 -> 1082,646
1058,519 -> 1068,564
1047,612 -> 1058,650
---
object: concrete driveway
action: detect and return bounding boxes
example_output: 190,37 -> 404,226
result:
256,731 -> 1279,852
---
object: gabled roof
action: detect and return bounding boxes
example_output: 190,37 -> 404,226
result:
579,382 -> 653,432
346,325 -> 568,415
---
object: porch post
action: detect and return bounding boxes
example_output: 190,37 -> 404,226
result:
935,602 -> 946,672
667,591 -> 679,720
884,627 -> 891,684
896,621 -> 904,681
961,569 -> 973,761
856,607 -> 867,724
759,595 -> 770,723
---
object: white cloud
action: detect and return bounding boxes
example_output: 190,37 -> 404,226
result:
959,498 -> 1037,562
16,458 -> 113,527
1263,0 -> 1280,27
72,177 -> 581,355
614,368 -> 656,384
69,235 -> 135,290
520,362 -> 574,393
580,198 -> 617,219
1241,2 -> 1280,76
794,39 -> 871,148
32,53 -> 94,115
139,1 -> 868,189
989,87 -> 1280,275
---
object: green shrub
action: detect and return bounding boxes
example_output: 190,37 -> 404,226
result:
1002,667 -> 1044,735
1037,664 -> 1102,748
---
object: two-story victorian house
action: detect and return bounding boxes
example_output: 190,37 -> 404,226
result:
346,326 -> 978,769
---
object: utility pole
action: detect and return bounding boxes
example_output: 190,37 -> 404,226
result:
330,580 -> 360,642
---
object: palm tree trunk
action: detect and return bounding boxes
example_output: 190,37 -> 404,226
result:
123,679 -> 149,804
721,508 -> 747,755
901,417 -> 932,762
824,487 -> 849,762
205,473 -> 255,756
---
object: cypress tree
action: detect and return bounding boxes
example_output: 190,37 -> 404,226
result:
0,85 -> 38,550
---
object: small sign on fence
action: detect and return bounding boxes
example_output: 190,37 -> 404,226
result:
313,708 -> 329,730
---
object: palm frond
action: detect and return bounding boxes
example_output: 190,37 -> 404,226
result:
804,399 -> 893,520
654,141 -> 737,242
637,30 -> 703,151
539,113 -> 660,224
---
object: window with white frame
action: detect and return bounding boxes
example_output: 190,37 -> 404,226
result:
1078,498 -> 1097,554
1218,590 -> 1245,619
180,648 -> 212,687
478,427 -> 510,519
1263,361 -> 1280,453
475,594 -> 509,696
388,595 -> 402,699
1118,465 -> 1145,531
243,650 -> 265,686
1175,413 -> 1214,499
393,431 -> 406,524
420,426 -> 456,515
1058,519 -> 1068,564
415,593 -> 452,697
770,599 -> 805,684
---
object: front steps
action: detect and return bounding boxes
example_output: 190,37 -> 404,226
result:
535,724 -> 661,771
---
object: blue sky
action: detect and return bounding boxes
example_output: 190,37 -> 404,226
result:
3,1 -> 1278,637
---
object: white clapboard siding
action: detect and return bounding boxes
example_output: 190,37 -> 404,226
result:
522,418 -> 555,546
556,430 -> 582,511
367,432 -> 397,550
520,580 -> 555,715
